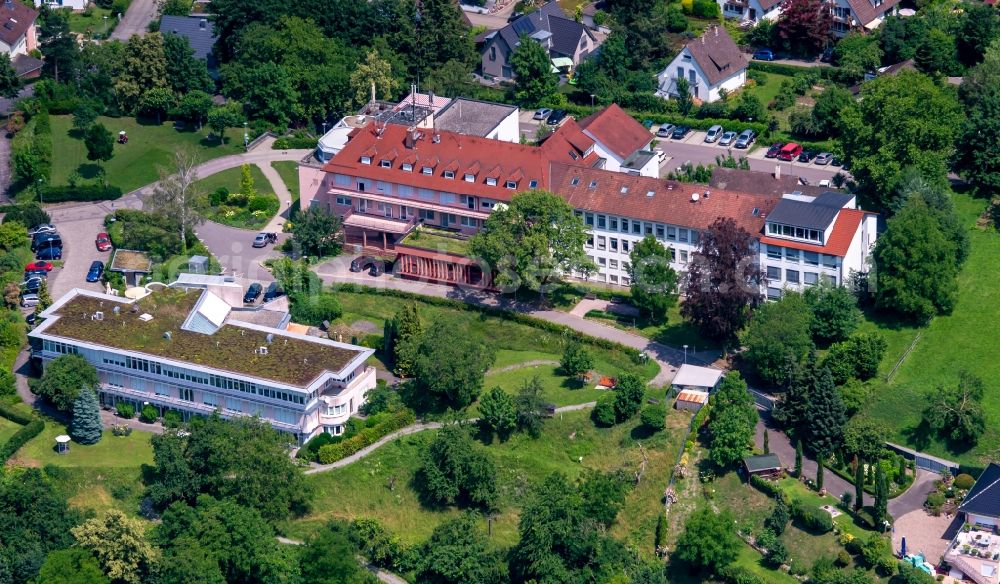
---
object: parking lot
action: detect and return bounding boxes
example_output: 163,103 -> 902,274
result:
42,204 -> 111,302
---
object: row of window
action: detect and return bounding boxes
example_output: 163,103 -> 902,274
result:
766,222 -> 823,243
578,211 -> 699,244
765,245 -> 838,268
766,265 -> 837,286
358,157 -> 538,190
336,176 -> 500,211
44,340 -> 78,355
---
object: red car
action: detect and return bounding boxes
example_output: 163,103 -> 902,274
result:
765,143 -> 784,158
25,261 -> 53,272
95,232 -> 112,252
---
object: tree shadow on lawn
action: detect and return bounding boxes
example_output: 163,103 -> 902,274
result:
67,128 -> 86,140
560,376 -> 586,390
900,418 -> 978,457
199,136 -> 229,148
76,163 -> 103,180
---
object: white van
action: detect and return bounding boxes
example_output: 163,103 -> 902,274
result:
704,125 -> 724,143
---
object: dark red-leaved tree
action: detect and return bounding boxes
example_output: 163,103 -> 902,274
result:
776,0 -> 833,56
681,217 -> 764,343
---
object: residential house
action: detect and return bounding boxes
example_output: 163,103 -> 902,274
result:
160,15 -> 218,69
946,463 -> 1000,584
759,191 -> 878,298
719,0 -> 782,23
33,0 -> 88,11
577,103 -> 659,177
29,281 -> 377,444
657,26 -> 748,104
0,0 -> 37,58
719,0 -> 899,36
299,105 -> 877,291
480,2 -> 599,81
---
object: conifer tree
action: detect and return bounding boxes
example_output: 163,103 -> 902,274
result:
71,387 -> 103,445
393,303 -> 422,377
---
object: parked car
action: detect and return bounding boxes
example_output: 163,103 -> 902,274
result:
95,232 -> 112,252
777,142 -> 803,161
35,245 -> 62,261
734,129 -> 756,149
654,149 -> 667,164
27,224 -> 57,237
532,108 -> 552,121
656,123 -> 675,138
704,125 -> 724,143
252,232 -> 278,248
21,276 -> 43,294
830,156 -> 842,167
765,143 -> 784,158
642,119 -> 654,129
86,261 -> 104,283
753,49 -> 775,61
546,110 -> 567,126
24,270 -> 47,281
718,131 -> 738,146
350,256 -> 379,273
31,233 -> 61,252
20,293 -> 39,308
671,125 -> 691,140
369,260 -> 393,276
814,152 -> 833,165
25,312 -> 37,325
798,150 -> 817,163
263,281 -> 284,302
24,261 -> 53,272
243,283 -> 262,304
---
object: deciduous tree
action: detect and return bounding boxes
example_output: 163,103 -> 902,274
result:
72,510 -> 158,584
413,513 -> 508,584
923,371 -> 986,445
114,33 -> 169,114
289,205 -> 343,258
33,353 -> 98,412
163,32 -> 212,95
147,150 -> 204,254
470,190 -> 594,294
350,49 -> 397,107
416,424 -> 499,511
707,372 -> 757,467
743,291 -> 815,385
36,548 -> 109,584
139,87 -> 175,124
510,36 -> 560,106
84,123 -> 115,183
514,375 -> 547,437
613,371 -> 645,422
411,319 -> 495,409
776,0 -> 832,56
834,32 -> 883,82
957,40 -> 1000,197
804,281 -> 861,343
675,508 -> 740,575
629,235 -> 678,324
478,387 -> 517,440
681,217 -> 763,343
560,341 -> 594,376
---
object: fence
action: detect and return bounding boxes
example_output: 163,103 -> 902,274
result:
886,442 -> 959,475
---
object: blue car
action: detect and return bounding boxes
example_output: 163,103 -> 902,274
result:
86,260 -> 104,282
753,49 -> 775,61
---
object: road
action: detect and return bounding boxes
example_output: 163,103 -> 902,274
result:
111,0 -> 157,41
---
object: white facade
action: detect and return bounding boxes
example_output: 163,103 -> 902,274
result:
34,0 -> 88,10
482,108 -> 520,143
656,50 -> 747,104
719,0 -> 782,22
582,131 -> 657,177
30,288 -> 377,444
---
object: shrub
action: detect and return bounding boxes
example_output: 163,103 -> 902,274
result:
163,410 -> 183,428
926,491 -> 946,514
718,565 -> 764,584
209,187 -> 229,207
592,393 -> 616,427
115,402 -> 135,419
2,203 -> 50,228
248,195 -> 273,213
297,431 -> 337,461
794,505 -> 834,533
0,418 -> 44,461
691,0 -> 719,18
955,473 -> 975,490
750,474 -> 785,499
289,292 -> 342,325
139,404 -> 158,423
111,424 -> 132,437
226,192 -> 248,207
640,404 -> 667,431
39,185 -> 123,203
273,136 -> 317,149
874,554 -> 896,576
317,409 -> 416,464
836,550 -> 851,567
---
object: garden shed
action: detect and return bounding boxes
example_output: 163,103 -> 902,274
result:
743,453 -> 782,478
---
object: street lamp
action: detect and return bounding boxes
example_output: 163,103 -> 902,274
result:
683,344 -> 688,364
36,177 -> 44,204
103,15 -> 108,36
243,121 -> 249,151
590,94 -> 595,109
321,121 -> 327,135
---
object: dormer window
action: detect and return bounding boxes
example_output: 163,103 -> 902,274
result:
444,171 -> 455,179
360,156 -> 372,165
569,151 -> 579,160
588,180 -> 597,189
380,159 -> 391,168
402,163 -> 413,172
421,166 -> 432,175
486,177 -> 498,186
505,180 -> 517,189
464,173 -> 475,182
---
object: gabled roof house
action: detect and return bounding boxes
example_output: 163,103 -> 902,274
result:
657,26 -> 748,104
480,2 -> 600,81
577,104 -> 658,177
0,0 -> 37,59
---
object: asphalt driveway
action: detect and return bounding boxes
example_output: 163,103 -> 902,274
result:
45,202 -> 113,300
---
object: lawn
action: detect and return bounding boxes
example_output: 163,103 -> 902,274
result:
867,194 -> 998,469
12,421 -> 154,468
585,303 -> 719,351
746,71 -> 793,109
282,408 -> 684,553
195,164 -> 280,230
0,415 -> 22,445
481,363 -> 605,410
272,161 -> 300,201
46,115 -> 248,195
65,6 -> 117,36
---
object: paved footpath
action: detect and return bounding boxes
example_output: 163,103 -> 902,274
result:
110,0 -> 157,41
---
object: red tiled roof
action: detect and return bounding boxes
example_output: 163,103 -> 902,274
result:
551,164 -> 779,234
324,122 -> 596,200
759,208 -> 868,257
577,103 -> 651,160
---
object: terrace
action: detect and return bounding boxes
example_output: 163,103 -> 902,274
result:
946,528 -> 1000,584
397,225 -> 472,257
41,289 -> 363,387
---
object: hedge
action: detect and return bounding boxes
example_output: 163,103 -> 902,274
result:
317,409 -> 416,464
749,474 -> 786,500
0,401 -> 35,426
793,503 -> 834,533
12,110 -> 52,184
40,185 -> 123,203
273,136 -> 316,149
748,61 -> 847,82
326,283 -> 646,363
1,419 -> 44,461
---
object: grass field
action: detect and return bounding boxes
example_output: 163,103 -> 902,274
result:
282,407 -> 685,553
867,194 -> 997,469
0,416 -> 22,444
746,72 -> 793,109
13,421 -> 154,468
585,303 -> 718,351
272,161 -> 300,201
47,115 -> 248,194
67,6 -> 115,36
194,165 -> 280,230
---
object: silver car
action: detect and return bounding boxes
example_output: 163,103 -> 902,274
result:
734,129 -> 756,149
20,293 -> 39,307
532,108 -> 552,121
656,124 -> 676,138
704,125 -> 724,143
814,152 -> 833,165
718,131 -> 738,146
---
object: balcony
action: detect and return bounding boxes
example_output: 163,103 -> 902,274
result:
656,77 -> 700,99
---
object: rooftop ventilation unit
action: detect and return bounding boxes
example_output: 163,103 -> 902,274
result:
257,346 -> 269,355
113,306 -> 121,315
163,331 -> 172,340
265,333 -> 274,344
92,311 -> 104,321
691,193 -> 700,202
703,190 -> 710,199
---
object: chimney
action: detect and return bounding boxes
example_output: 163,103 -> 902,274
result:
703,189 -> 710,199
775,165 -> 781,180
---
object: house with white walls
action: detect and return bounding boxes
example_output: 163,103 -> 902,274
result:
657,26 -> 748,104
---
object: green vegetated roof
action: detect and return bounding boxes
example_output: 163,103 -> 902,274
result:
109,249 -> 152,272
743,453 -> 782,472
398,227 -> 472,257
45,289 -> 361,387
